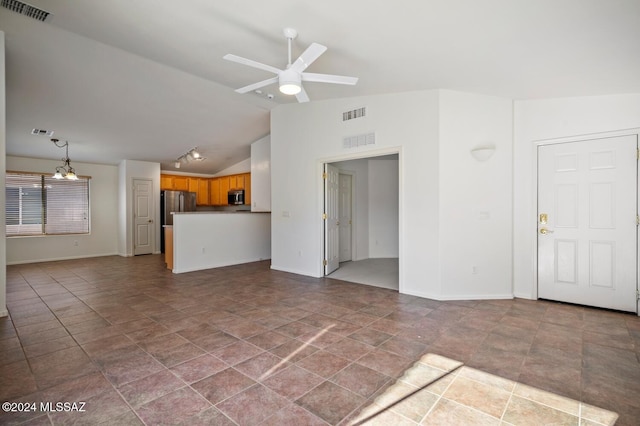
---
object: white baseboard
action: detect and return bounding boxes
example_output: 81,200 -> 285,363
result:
6,252 -> 119,265
270,265 -> 321,278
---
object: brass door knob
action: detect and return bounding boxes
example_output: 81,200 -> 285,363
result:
539,228 -> 554,234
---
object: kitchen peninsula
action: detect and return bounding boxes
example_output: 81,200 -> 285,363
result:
167,211 -> 270,273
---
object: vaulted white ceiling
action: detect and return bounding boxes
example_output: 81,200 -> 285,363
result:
2,0 -> 639,173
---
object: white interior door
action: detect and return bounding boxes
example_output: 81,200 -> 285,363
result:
324,163 -> 340,274
134,178 -> 154,255
338,173 -> 353,262
537,135 -> 638,312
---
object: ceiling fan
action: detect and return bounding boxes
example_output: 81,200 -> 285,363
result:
223,28 -> 358,103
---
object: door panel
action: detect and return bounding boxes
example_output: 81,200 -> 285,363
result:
338,173 -> 353,262
324,164 -> 340,274
134,179 -> 154,255
537,135 -> 637,312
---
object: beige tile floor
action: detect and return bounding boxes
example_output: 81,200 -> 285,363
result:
352,353 -> 618,425
0,255 -> 638,425
329,259 -> 399,291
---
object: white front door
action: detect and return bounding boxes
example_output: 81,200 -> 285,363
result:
324,163 -> 340,274
537,135 -> 638,312
338,173 -> 353,262
133,179 -> 154,255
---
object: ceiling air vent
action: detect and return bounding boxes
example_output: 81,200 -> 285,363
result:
1,0 -> 51,22
342,107 -> 366,122
31,128 -> 54,137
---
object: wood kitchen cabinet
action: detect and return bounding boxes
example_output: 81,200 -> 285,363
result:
218,176 -> 231,205
209,178 -> 221,205
160,174 -> 174,190
197,179 -> 209,205
188,177 -> 198,193
172,176 -> 189,191
164,173 -> 251,206
160,174 -> 189,191
162,174 -> 209,205
189,177 -> 209,205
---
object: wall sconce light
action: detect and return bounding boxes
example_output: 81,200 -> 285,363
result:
470,144 -> 496,162
174,147 -> 206,168
51,138 -> 78,180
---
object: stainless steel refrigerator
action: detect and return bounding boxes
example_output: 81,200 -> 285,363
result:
160,190 -> 196,252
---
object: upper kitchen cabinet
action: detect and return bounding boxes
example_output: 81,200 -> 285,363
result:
209,178 -> 221,205
163,172 -> 251,206
218,176 -> 231,204
189,177 -> 209,205
160,174 -> 189,191
172,176 -> 189,191
197,179 -> 210,205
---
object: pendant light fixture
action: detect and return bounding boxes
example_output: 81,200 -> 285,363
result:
51,138 -> 78,180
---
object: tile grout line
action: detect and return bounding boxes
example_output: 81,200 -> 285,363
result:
351,363 -> 464,426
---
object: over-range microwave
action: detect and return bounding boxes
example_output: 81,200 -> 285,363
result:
228,189 -> 245,205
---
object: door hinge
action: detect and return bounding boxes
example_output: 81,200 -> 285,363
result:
322,172 -> 327,180
637,148 -> 639,160
637,289 -> 640,301
323,259 -> 328,266
322,213 -> 327,220
637,215 -> 639,226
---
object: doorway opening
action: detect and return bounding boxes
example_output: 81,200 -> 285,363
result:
323,153 -> 399,290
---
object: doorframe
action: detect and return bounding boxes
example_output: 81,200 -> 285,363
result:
317,146 -> 402,290
530,129 -> 639,314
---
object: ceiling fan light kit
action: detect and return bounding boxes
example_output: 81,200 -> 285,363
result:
279,69 -> 302,95
224,28 -> 358,103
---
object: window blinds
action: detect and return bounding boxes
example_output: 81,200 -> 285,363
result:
5,172 -> 90,236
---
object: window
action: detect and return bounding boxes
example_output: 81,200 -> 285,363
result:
5,172 -> 90,236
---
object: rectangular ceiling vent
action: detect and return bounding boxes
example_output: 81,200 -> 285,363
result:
342,107 -> 366,122
343,132 -> 375,149
2,0 -> 51,22
31,128 -> 54,137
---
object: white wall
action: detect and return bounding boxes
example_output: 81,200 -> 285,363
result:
438,90 -> 513,299
271,90 -> 441,293
1,32 -> 7,316
271,89 -> 513,299
6,156 -> 119,264
251,135 -> 271,212
119,160 -> 161,256
173,212 -> 270,273
513,93 -> 640,299
214,158 -> 251,176
368,158 -> 399,258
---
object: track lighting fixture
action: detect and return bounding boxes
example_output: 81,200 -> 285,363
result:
51,138 -> 78,180
174,147 -> 206,168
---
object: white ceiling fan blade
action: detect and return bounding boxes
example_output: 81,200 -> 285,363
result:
290,43 -> 327,73
295,86 -> 310,103
302,72 -> 358,85
234,77 -> 279,94
223,54 -> 282,75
